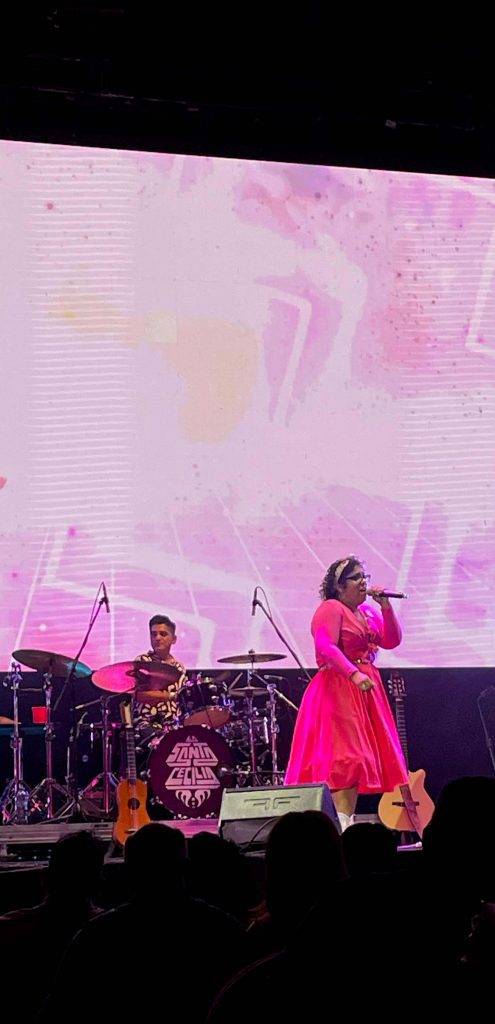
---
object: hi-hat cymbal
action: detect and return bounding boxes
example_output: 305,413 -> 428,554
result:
0,716 -> 15,725
13,649 -> 92,679
217,652 -> 287,665
92,660 -> 181,694
228,686 -> 268,698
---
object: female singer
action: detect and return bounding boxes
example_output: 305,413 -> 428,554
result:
285,556 -> 408,831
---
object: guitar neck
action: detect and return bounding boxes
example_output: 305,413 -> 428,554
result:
124,727 -> 137,784
394,697 -> 410,770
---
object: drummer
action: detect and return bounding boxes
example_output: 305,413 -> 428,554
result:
134,615 -> 187,738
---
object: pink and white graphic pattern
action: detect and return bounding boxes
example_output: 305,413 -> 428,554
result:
1,141 -> 495,669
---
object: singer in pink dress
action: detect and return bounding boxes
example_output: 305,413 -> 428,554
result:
285,556 -> 408,829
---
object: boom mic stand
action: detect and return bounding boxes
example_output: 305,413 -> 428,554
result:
251,592 -> 307,784
53,586 -> 108,821
252,592 -> 311,683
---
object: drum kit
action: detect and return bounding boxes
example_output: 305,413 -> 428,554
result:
0,646 -> 298,823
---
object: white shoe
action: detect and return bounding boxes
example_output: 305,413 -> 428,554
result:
337,811 -> 352,832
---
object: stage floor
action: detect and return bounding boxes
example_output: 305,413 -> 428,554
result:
0,813 -> 387,869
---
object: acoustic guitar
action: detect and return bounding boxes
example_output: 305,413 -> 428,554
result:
113,700 -> 150,846
378,672 -> 434,839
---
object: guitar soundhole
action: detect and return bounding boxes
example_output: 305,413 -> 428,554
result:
128,797 -> 141,811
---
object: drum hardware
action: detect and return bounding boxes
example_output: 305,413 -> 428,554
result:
75,698 -> 105,711
13,649 -> 93,681
92,659 -> 182,706
226,686 -> 267,698
217,651 -> 287,665
219,652 -> 299,786
30,664 -> 72,819
219,651 -> 280,778
79,697 -> 120,816
218,652 -> 286,779
13,643 -> 101,822
0,663 -> 37,823
181,672 -> 232,730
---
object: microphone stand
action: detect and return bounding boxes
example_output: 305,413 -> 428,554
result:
477,688 -> 495,776
54,588 -> 107,822
251,595 -> 309,785
253,596 -> 312,683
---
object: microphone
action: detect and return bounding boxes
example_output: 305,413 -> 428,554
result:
101,582 -> 110,613
367,589 -> 408,600
251,586 -> 258,617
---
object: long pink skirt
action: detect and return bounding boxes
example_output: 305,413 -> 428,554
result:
285,665 -> 408,794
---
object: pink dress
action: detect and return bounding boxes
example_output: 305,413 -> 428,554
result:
285,599 -> 408,794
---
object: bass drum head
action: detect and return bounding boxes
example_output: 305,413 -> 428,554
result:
148,725 -> 234,818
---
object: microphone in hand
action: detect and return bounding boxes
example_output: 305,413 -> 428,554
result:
366,588 -> 408,600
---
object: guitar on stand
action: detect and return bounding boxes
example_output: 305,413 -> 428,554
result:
378,672 -> 434,841
113,700 -> 150,847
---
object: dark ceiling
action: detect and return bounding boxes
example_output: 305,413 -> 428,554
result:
1,3 -> 492,176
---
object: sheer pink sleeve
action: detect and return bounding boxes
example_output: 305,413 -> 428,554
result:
373,604 -> 402,649
311,601 -> 357,676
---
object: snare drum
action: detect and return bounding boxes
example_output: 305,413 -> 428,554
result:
148,724 -> 234,817
181,677 -> 231,730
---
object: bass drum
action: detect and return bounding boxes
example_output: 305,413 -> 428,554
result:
148,724 -> 234,818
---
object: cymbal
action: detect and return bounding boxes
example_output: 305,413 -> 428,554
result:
92,660 -> 181,694
135,662 -> 182,687
217,652 -> 287,665
228,686 -> 268,698
13,649 -> 92,679
0,716 -> 14,725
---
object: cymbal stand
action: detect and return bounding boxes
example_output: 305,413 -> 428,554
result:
250,670 -> 300,785
245,654 -> 258,780
265,681 -> 281,784
80,696 -> 119,815
0,663 -> 35,823
31,664 -> 71,819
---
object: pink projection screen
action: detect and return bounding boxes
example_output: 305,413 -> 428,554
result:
1,140 -> 495,672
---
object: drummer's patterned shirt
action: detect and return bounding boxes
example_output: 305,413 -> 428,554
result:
133,652 -> 187,730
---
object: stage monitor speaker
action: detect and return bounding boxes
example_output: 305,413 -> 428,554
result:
219,783 -> 340,851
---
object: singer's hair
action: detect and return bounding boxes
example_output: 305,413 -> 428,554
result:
149,614 -> 176,634
319,556 -> 363,601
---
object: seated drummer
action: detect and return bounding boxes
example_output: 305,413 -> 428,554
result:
134,615 -> 187,735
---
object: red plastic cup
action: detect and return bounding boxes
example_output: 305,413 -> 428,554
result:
31,706 -> 48,724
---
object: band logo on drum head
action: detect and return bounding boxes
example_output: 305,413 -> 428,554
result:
149,725 -> 233,817
165,735 -> 220,809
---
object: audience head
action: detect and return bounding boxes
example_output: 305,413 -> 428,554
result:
423,776 -> 495,898
265,810 -> 345,924
124,823 -> 187,896
47,830 -> 105,902
342,822 -> 397,877
188,831 -> 259,924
